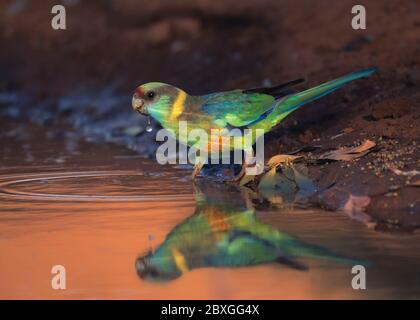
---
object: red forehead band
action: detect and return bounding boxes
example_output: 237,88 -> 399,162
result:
135,87 -> 144,97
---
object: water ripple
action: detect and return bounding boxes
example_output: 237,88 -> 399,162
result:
0,170 -> 192,202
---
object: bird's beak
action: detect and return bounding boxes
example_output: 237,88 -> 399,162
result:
132,95 -> 147,115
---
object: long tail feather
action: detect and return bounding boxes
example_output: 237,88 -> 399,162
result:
290,241 -> 368,266
254,67 -> 377,131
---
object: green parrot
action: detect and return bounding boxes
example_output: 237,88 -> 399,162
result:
135,182 -> 360,282
132,68 -> 376,178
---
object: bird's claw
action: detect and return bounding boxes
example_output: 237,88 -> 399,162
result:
191,162 -> 204,179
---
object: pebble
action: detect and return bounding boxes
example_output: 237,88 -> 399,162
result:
385,192 -> 398,197
124,126 -> 144,137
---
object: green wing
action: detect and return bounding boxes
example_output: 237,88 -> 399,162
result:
201,79 -> 304,128
201,90 -> 275,127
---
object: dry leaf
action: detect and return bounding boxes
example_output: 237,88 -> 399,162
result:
330,128 -> 354,140
267,154 -> 302,168
319,139 -> 376,161
258,167 -> 279,189
258,167 -> 294,204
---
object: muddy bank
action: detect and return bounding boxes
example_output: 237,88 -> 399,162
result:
0,0 -> 419,228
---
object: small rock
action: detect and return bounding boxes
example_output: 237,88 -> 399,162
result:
385,192 -> 398,197
124,126 -> 144,136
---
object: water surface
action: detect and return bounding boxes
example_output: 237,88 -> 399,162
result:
0,124 -> 419,299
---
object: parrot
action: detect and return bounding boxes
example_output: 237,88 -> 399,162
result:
132,68 -> 376,179
135,182 -> 361,282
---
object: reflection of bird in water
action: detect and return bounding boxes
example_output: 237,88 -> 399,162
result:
136,182 -> 358,282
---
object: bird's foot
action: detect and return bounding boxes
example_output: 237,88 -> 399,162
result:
229,164 -> 247,183
191,162 -> 204,179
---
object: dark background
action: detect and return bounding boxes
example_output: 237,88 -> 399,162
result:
1,1 -> 419,137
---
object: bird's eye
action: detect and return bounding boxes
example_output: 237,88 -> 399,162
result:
147,91 -> 155,99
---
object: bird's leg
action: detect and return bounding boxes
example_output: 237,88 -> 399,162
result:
231,162 -> 246,182
231,148 -> 255,182
191,162 -> 204,179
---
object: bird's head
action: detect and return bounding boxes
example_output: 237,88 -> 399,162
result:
135,250 -> 183,282
132,82 -> 185,123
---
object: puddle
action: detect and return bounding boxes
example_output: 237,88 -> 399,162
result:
0,121 -> 420,299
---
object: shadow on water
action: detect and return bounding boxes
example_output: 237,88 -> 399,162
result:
136,181 -> 360,282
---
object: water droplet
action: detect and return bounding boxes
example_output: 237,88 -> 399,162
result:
146,117 -> 153,132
